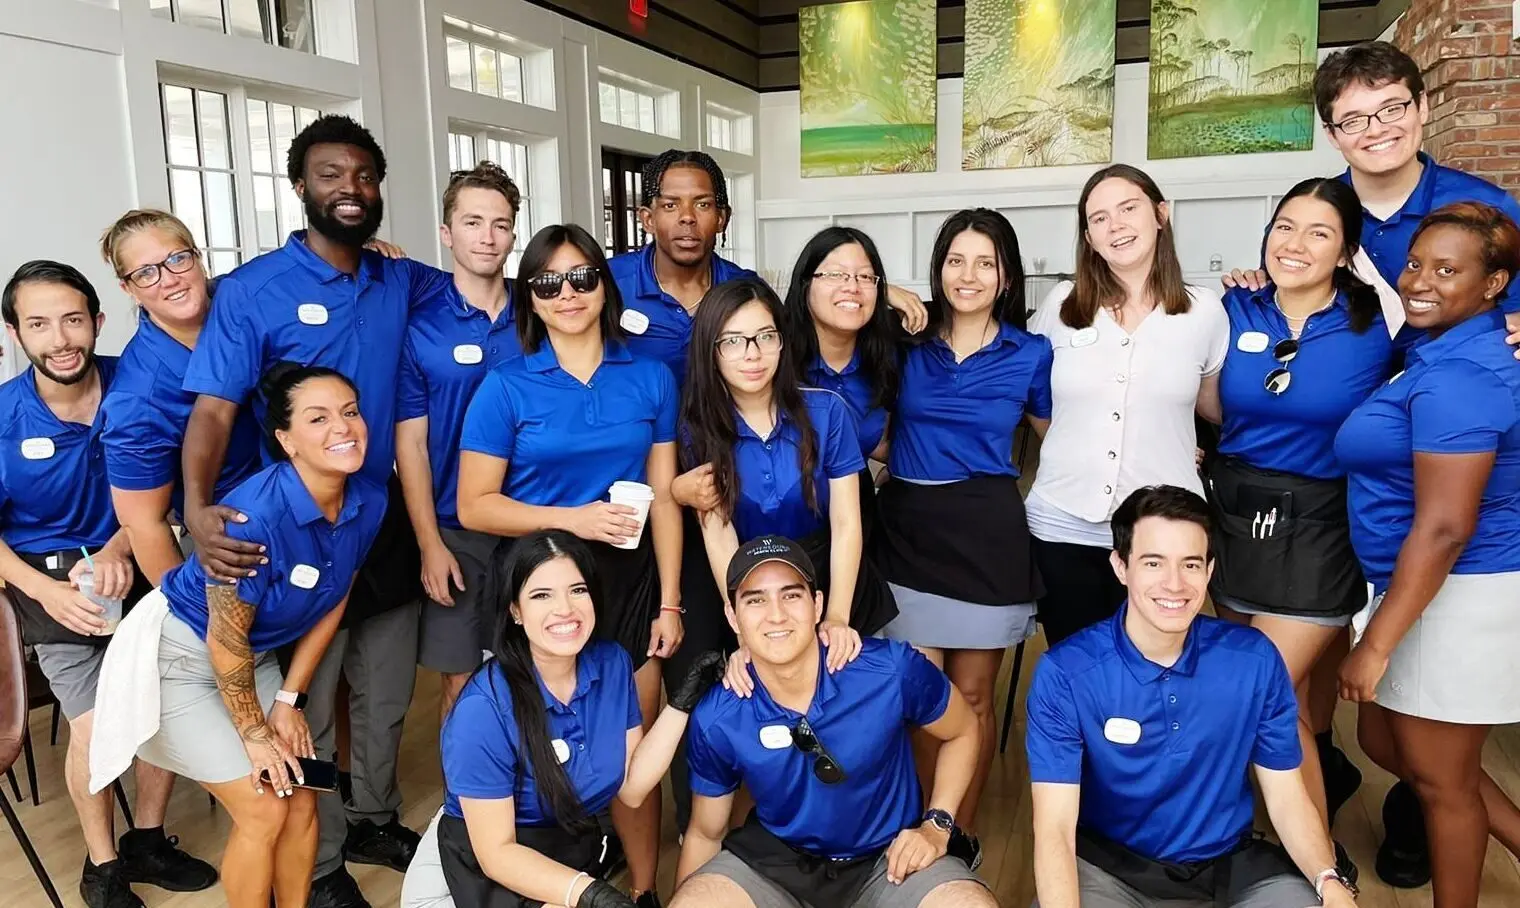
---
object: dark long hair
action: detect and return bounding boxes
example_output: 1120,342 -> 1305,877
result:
781,227 -> 900,411
1062,164 -> 1191,329
486,530 -> 603,834
1263,178 -> 1379,334
257,362 -> 358,461
682,277 -> 819,523
924,209 -> 1027,340
513,224 -> 625,353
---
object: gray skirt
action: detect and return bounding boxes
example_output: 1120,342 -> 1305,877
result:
136,611 -> 283,784
880,583 -> 1037,650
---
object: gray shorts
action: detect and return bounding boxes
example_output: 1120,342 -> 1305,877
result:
418,527 -> 507,675
692,849 -> 987,908
33,641 -> 106,721
1032,857 -> 1317,908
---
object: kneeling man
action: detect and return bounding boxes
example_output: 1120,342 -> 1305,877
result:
1027,485 -> 1356,908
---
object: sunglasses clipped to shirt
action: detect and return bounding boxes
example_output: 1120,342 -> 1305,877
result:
527,265 -> 601,300
792,716 -> 846,784
1263,338 -> 1299,396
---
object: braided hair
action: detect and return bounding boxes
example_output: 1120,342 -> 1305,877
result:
639,150 -> 731,215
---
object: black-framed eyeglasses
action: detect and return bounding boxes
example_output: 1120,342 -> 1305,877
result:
123,249 -> 199,289
811,271 -> 883,289
1328,99 -> 1415,136
792,717 -> 846,784
715,329 -> 783,362
527,265 -> 600,300
1264,338 -> 1299,395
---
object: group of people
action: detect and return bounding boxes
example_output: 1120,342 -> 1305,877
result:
1,37 -> 1517,908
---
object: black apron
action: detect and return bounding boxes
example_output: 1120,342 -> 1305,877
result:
1076,826 -> 1299,906
793,524 -> 898,637
345,472 -> 424,627
721,812 -> 883,908
584,531 -> 661,671
874,475 -> 1042,605
12,549 -> 153,647
437,813 -> 612,908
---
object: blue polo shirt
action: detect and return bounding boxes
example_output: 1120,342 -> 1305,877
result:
183,232 -> 452,484
687,639 -> 951,859
607,244 -> 755,383
102,311 -> 263,512
728,388 -> 864,541
806,352 -> 888,458
1341,153 -> 1520,314
1334,308 -> 1520,591
888,323 -> 1053,482
161,462 -> 387,650
1217,286 -> 1397,479
459,341 -> 678,507
1025,605 -> 1301,864
397,277 -> 520,529
441,640 -> 641,825
0,358 -> 120,554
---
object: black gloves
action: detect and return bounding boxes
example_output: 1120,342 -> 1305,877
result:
575,878 -> 636,908
669,650 -> 727,712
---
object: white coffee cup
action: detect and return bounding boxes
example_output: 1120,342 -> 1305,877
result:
77,571 -> 123,635
607,481 -> 656,550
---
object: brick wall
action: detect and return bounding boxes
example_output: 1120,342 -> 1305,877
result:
1395,0 -> 1520,197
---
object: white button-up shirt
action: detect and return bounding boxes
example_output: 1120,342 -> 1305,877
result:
1026,281 -> 1229,545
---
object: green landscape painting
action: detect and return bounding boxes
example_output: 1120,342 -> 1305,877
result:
963,0 -> 1115,170
1147,0 -> 1319,159
799,0 -> 937,177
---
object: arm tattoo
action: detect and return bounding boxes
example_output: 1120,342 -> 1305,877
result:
206,583 -> 267,740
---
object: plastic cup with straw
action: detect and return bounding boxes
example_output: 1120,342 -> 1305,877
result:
76,546 -> 123,634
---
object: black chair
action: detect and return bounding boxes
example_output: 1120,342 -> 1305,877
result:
2,588 -> 66,908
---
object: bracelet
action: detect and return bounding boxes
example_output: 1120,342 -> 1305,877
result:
660,605 -> 686,614
565,871 -> 588,907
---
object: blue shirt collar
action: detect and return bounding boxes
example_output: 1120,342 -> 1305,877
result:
747,642 -> 841,722
931,319 -> 1026,356
1244,283 -> 1352,316
1110,601 -> 1202,684
1409,308 -> 1508,366
445,280 -> 513,324
809,350 -> 861,378
633,242 -> 745,304
1339,152 -> 1441,223
276,462 -> 367,529
281,231 -> 388,286
734,401 -> 798,442
523,338 -> 633,374
536,652 -> 603,715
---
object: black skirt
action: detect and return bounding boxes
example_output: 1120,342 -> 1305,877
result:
438,813 -> 611,908
584,532 -> 661,671
1206,456 -> 1366,619
793,523 -> 898,637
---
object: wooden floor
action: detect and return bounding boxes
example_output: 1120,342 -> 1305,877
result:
4,649 -> 1519,908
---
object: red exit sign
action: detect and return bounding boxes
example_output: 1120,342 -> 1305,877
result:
630,0 -> 648,18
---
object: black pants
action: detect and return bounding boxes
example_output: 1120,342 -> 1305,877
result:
1033,538 -> 1126,646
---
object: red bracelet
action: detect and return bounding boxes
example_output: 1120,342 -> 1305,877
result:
660,605 -> 685,614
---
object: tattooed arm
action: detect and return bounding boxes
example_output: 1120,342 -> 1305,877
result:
205,583 -> 300,796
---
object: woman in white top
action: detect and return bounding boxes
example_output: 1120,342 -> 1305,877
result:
1027,164 -> 1229,644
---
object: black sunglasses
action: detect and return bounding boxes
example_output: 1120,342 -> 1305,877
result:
528,265 -> 601,300
1263,338 -> 1299,395
792,717 -> 845,784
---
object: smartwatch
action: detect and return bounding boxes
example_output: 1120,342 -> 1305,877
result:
275,689 -> 308,710
922,809 -> 955,833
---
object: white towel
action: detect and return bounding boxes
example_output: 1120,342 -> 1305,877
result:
1351,245 -> 1405,339
88,588 -> 170,795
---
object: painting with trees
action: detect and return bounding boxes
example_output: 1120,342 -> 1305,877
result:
963,0 -> 1115,171
798,0 -> 937,177
1146,0 -> 1319,159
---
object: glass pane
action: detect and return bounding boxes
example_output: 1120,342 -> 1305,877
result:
599,83 -> 618,125
500,52 -> 523,103
198,91 -> 230,169
254,175 -> 280,248
209,250 -> 241,277
446,37 -> 472,91
270,103 -> 298,171
177,0 -> 225,32
604,209 -> 614,246
205,172 -> 238,247
474,45 -> 499,98
169,169 -> 207,246
619,88 -> 637,131
296,106 -> 320,130
637,94 -> 656,134
162,85 -> 199,167
149,0 -> 172,20
227,0 -> 266,40
247,99 -> 273,173
279,180 -> 305,237
602,167 -> 613,206
514,144 -> 530,191
275,0 -> 315,53
484,137 -> 501,165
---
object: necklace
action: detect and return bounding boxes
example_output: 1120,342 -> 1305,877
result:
1274,291 -> 1335,338
657,271 -> 711,314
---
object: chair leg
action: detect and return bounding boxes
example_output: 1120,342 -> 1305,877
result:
5,768 -> 18,802
998,641 -> 1028,755
0,785 -> 66,908
23,730 -> 38,806
113,780 -> 135,830
49,702 -> 60,746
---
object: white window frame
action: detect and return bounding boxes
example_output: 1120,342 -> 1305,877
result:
150,0 -> 320,56
705,101 -> 753,155
598,69 -> 680,140
441,16 -> 555,110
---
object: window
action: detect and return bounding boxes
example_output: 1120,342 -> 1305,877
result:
161,84 -> 243,276
443,16 -> 546,106
448,129 -> 533,276
601,149 -> 651,257
598,71 -> 679,138
705,103 -> 752,155
247,99 -> 321,254
150,0 -> 315,54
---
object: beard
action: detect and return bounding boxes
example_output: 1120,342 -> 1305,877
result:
25,344 -> 95,385
304,193 -> 384,248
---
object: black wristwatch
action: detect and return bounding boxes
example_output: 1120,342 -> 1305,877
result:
922,809 -> 955,833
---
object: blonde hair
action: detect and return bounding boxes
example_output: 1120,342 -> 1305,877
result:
100,209 -> 198,278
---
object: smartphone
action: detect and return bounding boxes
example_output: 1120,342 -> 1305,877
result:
261,757 -> 340,792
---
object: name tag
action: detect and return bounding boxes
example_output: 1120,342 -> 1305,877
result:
297,303 -> 329,326
1236,331 -> 1270,354
1103,717 -> 1142,745
620,309 -> 650,335
289,564 -> 321,589
1070,327 -> 1098,348
452,344 -> 484,365
551,739 -> 571,764
758,725 -> 792,750
20,437 -> 55,460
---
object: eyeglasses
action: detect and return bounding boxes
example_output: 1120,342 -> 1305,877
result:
1264,338 -> 1299,395
123,249 -> 199,289
811,271 -> 882,289
527,265 -> 601,300
791,717 -> 845,784
1328,99 -> 1415,135
714,329 -> 783,362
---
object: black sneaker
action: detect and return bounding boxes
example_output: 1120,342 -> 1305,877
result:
634,892 -> 662,908
947,830 -> 983,871
343,816 -> 419,872
1319,742 -> 1363,827
118,826 -> 218,891
307,867 -> 371,908
1376,781 -> 1431,888
79,859 -> 145,908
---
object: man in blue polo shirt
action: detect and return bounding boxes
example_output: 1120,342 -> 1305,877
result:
1026,485 -> 1356,908
0,261 -> 216,908
179,115 -> 451,908
669,536 -> 993,908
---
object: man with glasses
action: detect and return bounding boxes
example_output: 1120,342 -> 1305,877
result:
669,536 -> 993,908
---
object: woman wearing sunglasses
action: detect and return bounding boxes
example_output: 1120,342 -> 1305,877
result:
455,224 -> 682,907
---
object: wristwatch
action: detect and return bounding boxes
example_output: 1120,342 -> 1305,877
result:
275,689 -> 309,710
921,809 -> 955,833
1313,867 -> 1358,901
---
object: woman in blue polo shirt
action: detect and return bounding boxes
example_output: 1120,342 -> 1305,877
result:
438,530 -> 719,908
1335,202 -> 1520,908
98,209 -> 263,585
874,208 -> 1051,860
455,223 -> 681,905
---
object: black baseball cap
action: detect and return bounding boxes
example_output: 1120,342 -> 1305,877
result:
725,536 -> 817,598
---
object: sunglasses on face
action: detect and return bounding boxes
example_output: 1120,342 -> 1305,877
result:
1264,338 -> 1299,395
792,717 -> 846,784
527,265 -> 601,300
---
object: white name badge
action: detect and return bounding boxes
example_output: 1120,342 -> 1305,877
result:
620,309 -> 650,335
452,344 -> 484,365
20,437 -> 55,460
289,564 -> 321,589
297,303 -> 329,326
1070,327 -> 1099,348
1103,717 -> 1143,746
758,725 -> 792,750
1236,331 -> 1270,354
552,739 -> 572,764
